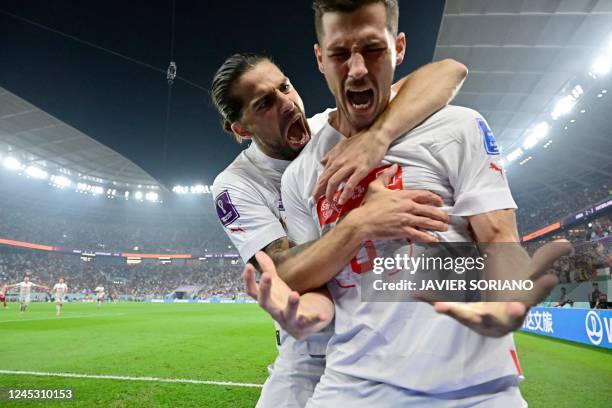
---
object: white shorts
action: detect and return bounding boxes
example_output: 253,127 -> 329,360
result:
306,368 -> 527,408
19,296 -> 30,304
256,354 -> 326,408
55,296 -> 65,304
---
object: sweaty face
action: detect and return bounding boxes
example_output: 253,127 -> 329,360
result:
316,3 -> 404,134
232,60 -> 310,161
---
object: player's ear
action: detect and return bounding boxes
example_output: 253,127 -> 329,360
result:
395,32 -> 406,66
314,44 -> 325,74
230,122 -> 252,140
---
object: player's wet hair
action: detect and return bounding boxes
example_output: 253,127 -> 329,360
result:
313,0 -> 399,42
211,53 -> 271,143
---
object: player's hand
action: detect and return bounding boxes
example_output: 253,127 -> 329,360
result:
352,164 -> 449,243
424,240 -> 573,337
243,252 -> 330,341
312,127 -> 390,205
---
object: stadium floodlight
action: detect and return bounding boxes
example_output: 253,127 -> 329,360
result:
522,122 -> 549,150
3,157 -> 23,170
172,185 -> 188,194
592,55 -> 611,76
551,95 -> 576,120
134,191 -> 144,200
522,135 -> 538,150
25,166 -> 48,179
191,184 -> 206,194
506,148 -> 524,163
124,191 -> 130,199
91,186 -> 103,195
51,175 -> 72,188
532,122 -> 550,139
145,191 -> 158,202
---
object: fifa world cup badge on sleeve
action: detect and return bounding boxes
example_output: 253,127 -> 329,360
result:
215,190 -> 240,226
477,118 -> 500,155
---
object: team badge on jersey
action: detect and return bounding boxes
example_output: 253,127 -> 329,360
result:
215,190 -> 240,226
477,118 -> 500,155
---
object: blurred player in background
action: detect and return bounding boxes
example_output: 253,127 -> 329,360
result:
52,277 -> 68,316
1,284 -> 8,309
94,285 -> 105,306
6,276 -> 48,314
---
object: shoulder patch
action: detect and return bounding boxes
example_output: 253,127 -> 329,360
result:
215,190 -> 240,226
477,118 -> 500,155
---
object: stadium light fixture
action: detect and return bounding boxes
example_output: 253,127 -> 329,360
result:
522,122 -> 549,150
592,55 -> 611,76
190,185 -> 206,194
25,166 -> 48,179
532,122 -> 550,139
145,191 -> 158,202
134,191 -> 144,200
506,148 -> 524,163
51,175 -> 72,188
172,185 -> 188,194
551,95 -> 576,120
3,157 -> 23,170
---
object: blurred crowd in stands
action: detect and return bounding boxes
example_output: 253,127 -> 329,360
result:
0,204 -> 232,254
0,249 -> 243,299
516,184 -> 610,236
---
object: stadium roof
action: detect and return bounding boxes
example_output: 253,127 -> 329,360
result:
0,86 -> 164,190
434,0 -> 612,202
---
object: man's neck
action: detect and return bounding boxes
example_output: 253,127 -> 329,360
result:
329,110 -> 362,138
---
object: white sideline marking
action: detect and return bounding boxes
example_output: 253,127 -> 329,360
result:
0,313 -> 126,323
0,370 -> 264,388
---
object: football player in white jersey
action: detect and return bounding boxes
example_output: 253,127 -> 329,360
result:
52,277 -> 68,316
6,276 -> 49,314
211,52 -> 467,406
275,1 -> 571,406
94,285 -> 105,306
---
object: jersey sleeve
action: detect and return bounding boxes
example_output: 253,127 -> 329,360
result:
212,174 -> 287,263
438,108 -> 517,217
280,162 -> 320,245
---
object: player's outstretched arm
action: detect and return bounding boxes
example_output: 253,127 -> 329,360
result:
274,165 -> 448,294
313,59 -> 468,205
244,252 -> 334,340
426,209 -> 572,337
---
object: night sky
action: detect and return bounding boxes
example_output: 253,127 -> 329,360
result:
0,0 -> 445,187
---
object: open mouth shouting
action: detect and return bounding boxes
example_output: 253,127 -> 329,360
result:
346,86 -> 376,118
284,112 -> 309,149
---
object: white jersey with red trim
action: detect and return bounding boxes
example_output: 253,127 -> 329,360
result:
18,281 -> 35,300
281,105 -> 522,393
211,110 -> 334,388
53,283 -> 68,299
94,286 -> 105,299
212,109 -> 333,263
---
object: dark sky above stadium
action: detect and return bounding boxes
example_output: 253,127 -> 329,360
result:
0,0 -> 445,187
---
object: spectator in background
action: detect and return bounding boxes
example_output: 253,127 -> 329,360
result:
554,287 -> 574,308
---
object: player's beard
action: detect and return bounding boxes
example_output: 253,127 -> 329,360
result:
256,108 -> 311,161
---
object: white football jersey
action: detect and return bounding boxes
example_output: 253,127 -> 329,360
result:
18,281 -> 34,297
212,109 -> 333,263
281,105 -> 522,393
53,283 -> 68,297
211,109 -> 334,361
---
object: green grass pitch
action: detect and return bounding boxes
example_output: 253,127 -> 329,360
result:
0,302 -> 610,407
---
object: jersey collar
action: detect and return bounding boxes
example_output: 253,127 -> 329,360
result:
246,141 -> 291,173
